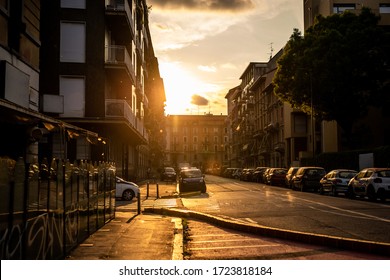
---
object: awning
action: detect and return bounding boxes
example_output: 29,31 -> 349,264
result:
0,98 -> 99,140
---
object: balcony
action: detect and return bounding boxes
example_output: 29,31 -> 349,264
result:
274,142 -> 285,153
105,99 -> 148,141
105,45 -> 135,84
105,0 -> 135,44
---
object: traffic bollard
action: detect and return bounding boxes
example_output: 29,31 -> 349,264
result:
156,182 -> 159,198
146,181 -> 149,198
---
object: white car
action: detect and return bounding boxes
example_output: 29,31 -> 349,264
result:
116,177 -> 140,201
348,168 -> 390,201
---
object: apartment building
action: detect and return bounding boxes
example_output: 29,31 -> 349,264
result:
165,114 -> 229,172
0,0 -> 98,164
304,0 -> 390,152
226,53 -> 295,168
304,0 -> 390,28
39,0 -> 165,180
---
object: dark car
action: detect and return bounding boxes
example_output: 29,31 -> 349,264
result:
178,168 -> 206,193
262,168 -> 273,184
266,168 -> 288,186
161,167 -> 177,182
292,167 -> 326,192
285,167 -> 300,188
240,168 -> 255,181
252,167 -> 268,183
319,169 -> 358,196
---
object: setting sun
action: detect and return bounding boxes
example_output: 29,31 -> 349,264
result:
161,62 -> 214,115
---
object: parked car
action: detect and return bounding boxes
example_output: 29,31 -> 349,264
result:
161,167 -> 177,182
262,168 -> 273,184
285,167 -> 300,188
266,168 -> 288,186
178,168 -> 206,193
252,167 -> 268,183
319,169 -> 358,196
348,168 -> 390,201
232,168 -> 242,179
240,168 -> 255,181
222,168 -> 235,178
292,167 -> 326,192
116,177 -> 140,201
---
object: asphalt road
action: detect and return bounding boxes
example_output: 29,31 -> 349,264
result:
181,175 -> 390,244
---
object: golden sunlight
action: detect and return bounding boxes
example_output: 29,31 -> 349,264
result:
161,62 -> 209,115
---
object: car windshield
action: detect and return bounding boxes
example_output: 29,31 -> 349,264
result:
182,170 -> 202,178
339,171 -> 357,179
165,168 -> 175,172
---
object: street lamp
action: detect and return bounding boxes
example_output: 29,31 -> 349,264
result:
309,71 -> 315,161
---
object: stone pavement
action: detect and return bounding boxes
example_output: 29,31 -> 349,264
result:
66,181 -> 182,260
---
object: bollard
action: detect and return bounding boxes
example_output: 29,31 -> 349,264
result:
137,191 -> 141,215
156,182 -> 159,198
146,181 -> 149,198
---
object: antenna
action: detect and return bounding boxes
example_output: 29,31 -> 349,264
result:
268,42 -> 274,60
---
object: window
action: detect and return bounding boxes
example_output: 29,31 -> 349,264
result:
333,4 -> 355,14
60,76 -> 85,117
294,115 -> 307,133
60,22 -> 86,62
193,136 -> 198,143
61,0 -> 86,9
380,4 -> 390,14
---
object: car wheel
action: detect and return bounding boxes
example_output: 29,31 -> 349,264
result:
377,189 -> 386,202
332,187 -> 338,197
122,190 -> 135,201
347,186 -> 354,199
319,186 -> 324,195
201,185 -> 206,193
367,186 -> 376,201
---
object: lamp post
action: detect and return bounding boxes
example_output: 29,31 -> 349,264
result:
310,72 -> 315,161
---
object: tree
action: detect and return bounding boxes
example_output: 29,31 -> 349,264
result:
273,8 -> 389,139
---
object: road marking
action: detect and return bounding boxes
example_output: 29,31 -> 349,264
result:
289,196 -> 390,223
244,218 -> 258,224
190,244 -> 280,251
190,238 -> 266,244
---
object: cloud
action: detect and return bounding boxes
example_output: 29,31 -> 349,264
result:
198,65 -> 217,72
191,95 -> 209,106
149,0 -> 255,13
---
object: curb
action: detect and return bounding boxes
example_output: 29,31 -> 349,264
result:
144,207 -> 390,257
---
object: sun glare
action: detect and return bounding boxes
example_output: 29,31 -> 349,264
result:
161,62 -> 205,115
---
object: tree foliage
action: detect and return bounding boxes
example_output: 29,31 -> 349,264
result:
273,8 -> 389,135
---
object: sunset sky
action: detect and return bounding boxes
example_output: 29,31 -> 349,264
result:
148,0 -> 304,115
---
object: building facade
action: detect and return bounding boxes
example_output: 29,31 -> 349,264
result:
40,0 -> 165,181
0,0 -> 99,164
165,114 -> 229,172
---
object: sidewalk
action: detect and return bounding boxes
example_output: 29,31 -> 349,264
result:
66,181 -> 183,260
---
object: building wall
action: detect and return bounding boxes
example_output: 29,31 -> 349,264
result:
165,114 -> 228,171
304,0 -> 390,29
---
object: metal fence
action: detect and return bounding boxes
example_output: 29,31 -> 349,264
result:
0,157 -> 116,259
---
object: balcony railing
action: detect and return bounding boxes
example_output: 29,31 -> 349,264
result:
105,99 -> 148,141
105,45 -> 135,83
105,0 -> 135,35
